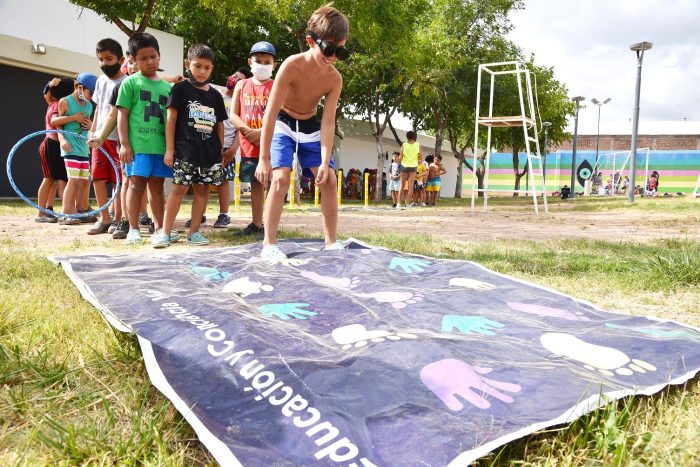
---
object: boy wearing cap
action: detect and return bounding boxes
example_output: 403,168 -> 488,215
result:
210,67 -> 251,228
51,73 -> 96,224
256,6 -> 350,259
230,42 -> 277,237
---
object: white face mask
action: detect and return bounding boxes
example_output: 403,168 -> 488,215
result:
251,62 -> 273,80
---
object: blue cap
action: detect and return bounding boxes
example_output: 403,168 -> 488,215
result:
249,41 -> 276,58
75,73 -> 97,93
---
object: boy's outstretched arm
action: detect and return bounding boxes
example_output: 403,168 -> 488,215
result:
164,107 -> 178,168
256,62 -> 291,185
315,76 -> 342,186
88,107 -> 117,148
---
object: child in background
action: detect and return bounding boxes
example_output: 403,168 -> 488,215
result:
88,38 -> 127,235
116,32 -> 173,244
388,151 -> 401,207
231,42 -> 277,237
413,152 -> 427,207
52,73 -> 96,225
425,154 -> 447,206
256,6 -> 350,260
36,78 -> 73,222
153,43 -> 229,248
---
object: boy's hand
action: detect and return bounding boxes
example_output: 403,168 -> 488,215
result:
245,129 -> 261,145
60,139 -> 72,153
80,118 -> 93,130
87,135 -> 104,148
315,163 -> 332,186
72,112 -> 85,123
120,144 -> 134,164
255,158 -> 272,184
163,149 -> 175,168
222,148 -> 234,167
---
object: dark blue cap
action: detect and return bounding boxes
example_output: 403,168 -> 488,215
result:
249,41 -> 276,58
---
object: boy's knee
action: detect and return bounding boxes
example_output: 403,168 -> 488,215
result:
271,172 -> 291,193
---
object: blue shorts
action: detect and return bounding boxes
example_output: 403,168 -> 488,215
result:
125,153 -> 174,179
270,111 -> 334,178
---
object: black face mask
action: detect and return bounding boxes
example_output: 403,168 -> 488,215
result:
185,69 -> 211,87
100,63 -> 122,78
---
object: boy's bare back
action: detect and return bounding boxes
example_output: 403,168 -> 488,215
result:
275,52 -> 342,120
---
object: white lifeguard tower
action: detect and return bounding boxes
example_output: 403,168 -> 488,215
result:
470,61 -> 548,213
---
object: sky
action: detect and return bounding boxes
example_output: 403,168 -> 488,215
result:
507,0 -> 700,133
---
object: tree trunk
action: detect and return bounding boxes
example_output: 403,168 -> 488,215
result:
512,149 -> 528,197
454,157 -> 463,198
374,137 -> 385,202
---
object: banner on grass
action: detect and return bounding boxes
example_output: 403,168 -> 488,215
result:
54,240 -> 700,466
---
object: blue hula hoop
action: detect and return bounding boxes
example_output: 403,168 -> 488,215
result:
6,129 -> 121,218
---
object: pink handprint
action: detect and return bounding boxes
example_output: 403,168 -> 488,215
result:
507,301 -> 590,321
420,359 -> 521,410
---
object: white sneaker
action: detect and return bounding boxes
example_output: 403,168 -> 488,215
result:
420,202 -> 426,207
125,229 -> 143,245
395,204 -> 402,210
261,244 -> 287,261
324,241 -> 344,251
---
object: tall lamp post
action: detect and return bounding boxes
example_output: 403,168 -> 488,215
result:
570,96 -> 585,199
542,121 -> 552,184
628,41 -> 652,203
591,97 -> 611,168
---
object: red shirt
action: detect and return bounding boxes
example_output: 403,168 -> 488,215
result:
238,78 -> 273,157
45,101 -> 60,140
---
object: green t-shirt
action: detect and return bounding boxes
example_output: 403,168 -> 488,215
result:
116,73 -> 172,155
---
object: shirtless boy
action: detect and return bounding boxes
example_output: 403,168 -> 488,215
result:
255,5 -> 350,260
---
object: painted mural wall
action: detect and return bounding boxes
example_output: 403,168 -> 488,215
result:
462,150 -> 700,194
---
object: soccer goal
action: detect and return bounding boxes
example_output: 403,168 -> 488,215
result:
592,148 -> 649,195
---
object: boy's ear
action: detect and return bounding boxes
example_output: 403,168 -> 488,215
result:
305,34 -> 315,48
118,56 -> 125,65
184,59 -> 190,70
247,56 -> 253,66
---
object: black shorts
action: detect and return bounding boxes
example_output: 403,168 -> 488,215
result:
43,138 -> 68,181
401,166 -> 417,173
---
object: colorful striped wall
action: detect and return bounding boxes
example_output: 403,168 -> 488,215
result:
462,150 -> 700,194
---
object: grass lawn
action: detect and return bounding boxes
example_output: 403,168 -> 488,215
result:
1,196 -> 699,465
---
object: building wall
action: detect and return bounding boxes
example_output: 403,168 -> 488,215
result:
336,136 -> 460,198
556,135 -> 700,151
0,0 -> 183,76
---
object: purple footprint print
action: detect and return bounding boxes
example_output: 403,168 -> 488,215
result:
507,301 -> 590,321
420,359 -> 521,410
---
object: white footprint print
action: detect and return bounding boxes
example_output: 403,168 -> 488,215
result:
299,270 -> 360,289
332,324 -> 417,350
449,277 -> 496,291
357,291 -> 424,309
222,276 -> 274,297
540,332 -> 657,377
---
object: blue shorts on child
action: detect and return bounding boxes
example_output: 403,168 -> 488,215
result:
125,153 -> 174,178
270,111 -> 334,177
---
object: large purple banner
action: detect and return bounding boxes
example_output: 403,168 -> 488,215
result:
54,240 -> 700,466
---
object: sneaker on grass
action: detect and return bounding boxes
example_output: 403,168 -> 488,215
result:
125,229 -> 143,245
186,231 -> 210,245
107,220 -> 119,234
214,213 -> 231,228
151,230 -> 171,249
112,219 -> 129,239
169,230 -> 180,243
87,222 -> 111,235
185,215 -> 206,228
237,222 -> 264,236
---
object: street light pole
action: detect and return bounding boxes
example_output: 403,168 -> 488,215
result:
628,41 -> 652,204
542,122 -> 552,184
591,97 -> 611,168
570,96 -> 585,199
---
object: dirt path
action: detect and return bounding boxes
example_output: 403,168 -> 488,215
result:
3,201 -> 698,250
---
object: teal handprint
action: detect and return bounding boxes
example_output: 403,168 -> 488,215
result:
441,315 -> 505,336
191,265 -> 231,281
389,257 -> 432,274
259,303 -> 317,320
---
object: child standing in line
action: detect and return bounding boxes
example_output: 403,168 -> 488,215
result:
116,32 -> 173,244
152,44 -> 229,248
230,42 -> 277,237
256,6 -> 350,260
425,154 -> 447,206
397,130 -> 421,210
388,151 -> 401,207
52,73 -> 96,225
88,38 -> 127,235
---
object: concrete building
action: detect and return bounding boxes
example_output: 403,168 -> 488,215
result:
0,0 -> 183,198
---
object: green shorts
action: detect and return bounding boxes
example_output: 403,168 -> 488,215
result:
239,157 -> 259,183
